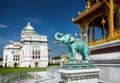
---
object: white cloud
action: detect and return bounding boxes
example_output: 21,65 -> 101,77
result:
0,24 -> 8,29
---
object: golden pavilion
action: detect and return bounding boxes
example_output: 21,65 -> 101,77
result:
72,0 -> 120,55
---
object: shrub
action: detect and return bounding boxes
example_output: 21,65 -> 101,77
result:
48,62 -> 60,67
14,62 -> 17,67
29,65 -> 31,68
0,65 -> 3,68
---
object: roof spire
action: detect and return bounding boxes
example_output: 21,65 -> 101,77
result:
27,22 -> 31,26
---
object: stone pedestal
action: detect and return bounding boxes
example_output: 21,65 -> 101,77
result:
59,67 -> 100,83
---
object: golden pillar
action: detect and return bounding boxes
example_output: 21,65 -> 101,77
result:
109,0 -> 114,37
85,22 -> 89,43
79,24 -> 84,39
92,21 -> 95,42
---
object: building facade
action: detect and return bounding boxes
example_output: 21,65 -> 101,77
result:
3,23 -> 49,68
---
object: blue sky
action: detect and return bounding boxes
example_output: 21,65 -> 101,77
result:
0,0 -> 87,57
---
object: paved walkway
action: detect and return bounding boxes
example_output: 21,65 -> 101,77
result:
21,69 -> 62,83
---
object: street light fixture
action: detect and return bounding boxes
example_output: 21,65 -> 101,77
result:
101,17 -> 106,41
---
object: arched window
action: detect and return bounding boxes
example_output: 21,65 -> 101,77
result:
32,46 -> 41,59
5,55 -> 8,61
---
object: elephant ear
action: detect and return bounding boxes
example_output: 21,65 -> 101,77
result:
68,34 -> 75,43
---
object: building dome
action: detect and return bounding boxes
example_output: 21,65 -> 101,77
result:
23,22 -> 35,31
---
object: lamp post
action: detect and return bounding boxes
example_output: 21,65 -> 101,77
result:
101,17 -> 106,41
53,41 -> 63,56
60,43 -> 63,56
48,47 -> 51,64
53,41 -> 63,65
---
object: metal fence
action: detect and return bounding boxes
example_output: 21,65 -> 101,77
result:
0,71 -> 39,83
47,66 -> 60,79
0,66 -> 61,83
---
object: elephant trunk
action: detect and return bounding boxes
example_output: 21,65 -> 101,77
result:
54,32 -> 63,41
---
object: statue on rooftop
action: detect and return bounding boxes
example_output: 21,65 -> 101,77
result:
54,32 -> 91,63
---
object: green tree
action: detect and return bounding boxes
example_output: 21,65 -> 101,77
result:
0,57 -> 3,61
52,55 -> 61,60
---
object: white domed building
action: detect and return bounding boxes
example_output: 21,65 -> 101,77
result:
3,23 -> 49,68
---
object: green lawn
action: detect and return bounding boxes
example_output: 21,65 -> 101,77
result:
0,67 -> 47,75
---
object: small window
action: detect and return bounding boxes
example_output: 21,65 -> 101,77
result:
38,56 -> 40,59
33,56 -> 34,59
33,51 -> 34,56
36,51 -> 37,56
38,51 -> 40,56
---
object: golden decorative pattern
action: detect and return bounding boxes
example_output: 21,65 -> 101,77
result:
89,29 -> 120,46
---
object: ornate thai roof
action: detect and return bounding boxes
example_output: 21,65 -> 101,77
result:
72,0 -> 106,23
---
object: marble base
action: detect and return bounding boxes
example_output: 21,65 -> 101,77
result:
59,68 -> 100,83
62,62 -> 95,70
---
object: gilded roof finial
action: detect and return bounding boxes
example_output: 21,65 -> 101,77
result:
74,32 -> 78,37
72,17 -> 74,21
78,11 -> 81,15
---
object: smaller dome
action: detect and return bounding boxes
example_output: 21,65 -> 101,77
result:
9,40 -> 13,44
23,22 -> 35,31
